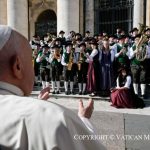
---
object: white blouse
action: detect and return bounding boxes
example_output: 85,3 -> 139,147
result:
86,49 -> 98,62
116,75 -> 131,89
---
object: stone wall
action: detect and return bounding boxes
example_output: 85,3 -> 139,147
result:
85,0 -> 94,35
0,0 -> 7,25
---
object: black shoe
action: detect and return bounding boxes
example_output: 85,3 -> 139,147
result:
70,91 -> 75,95
65,91 -> 69,95
79,91 -> 82,95
141,94 -> 147,99
34,83 -> 38,86
52,91 -> 55,94
56,91 -> 60,94
82,91 -> 87,95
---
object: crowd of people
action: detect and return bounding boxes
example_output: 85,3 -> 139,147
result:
31,27 -> 150,108
0,25 -> 149,149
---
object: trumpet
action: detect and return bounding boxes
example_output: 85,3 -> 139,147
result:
53,49 -> 61,60
54,53 -> 60,60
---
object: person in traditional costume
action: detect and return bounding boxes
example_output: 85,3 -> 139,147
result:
76,42 -> 88,95
53,38 -> 64,76
36,44 -> 51,89
114,35 -> 130,79
66,31 -> 76,41
86,40 -> 101,96
110,67 -> 145,108
99,38 -> 115,96
84,37 -> 92,55
109,35 -> 116,48
85,30 -> 91,38
0,25 -> 106,150
61,41 -> 77,95
30,35 -> 40,48
49,45 -> 61,94
32,43 -> 40,86
130,28 -> 139,42
58,30 -> 66,45
146,35 -> 150,84
114,28 -> 122,38
129,34 -> 150,99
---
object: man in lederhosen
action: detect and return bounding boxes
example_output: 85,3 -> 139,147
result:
58,30 -> 66,46
61,41 -> 77,95
49,45 -> 61,94
36,44 -> 51,89
32,43 -> 41,86
76,42 -> 88,95
114,35 -> 130,78
129,34 -> 150,99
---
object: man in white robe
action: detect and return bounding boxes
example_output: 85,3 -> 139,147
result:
0,25 -> 106,150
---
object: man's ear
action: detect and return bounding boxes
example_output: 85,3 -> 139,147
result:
12,55 -> 23,79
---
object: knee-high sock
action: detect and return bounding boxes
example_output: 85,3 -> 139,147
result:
51,81 -> 55,92
46,82 -> 50,87
42,81 -> 46,89
64,82 -> 68,91
56,81 -> 60,91
141,84 -> 146,95
78,83 -> 82,92
133,83 -> 138,95
70,82 -> 74,91
83,83 -> 86,92
35,76 -> 38,83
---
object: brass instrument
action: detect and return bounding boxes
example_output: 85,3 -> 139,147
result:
78,52 -> 84,71
136,24 -> 148,61
54,49 -> 61,60
67,50 -> 73,70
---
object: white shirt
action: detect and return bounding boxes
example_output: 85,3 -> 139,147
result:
0,82 -> 105,150
36,52 -> 49,63
129,45 -> 150,60
61,52 -> 77,66
116,75 -> 131,89
114,43 -> 129,58
86,49 -> 98,62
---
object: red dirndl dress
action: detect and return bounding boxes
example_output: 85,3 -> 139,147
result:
110,88 -> 136,108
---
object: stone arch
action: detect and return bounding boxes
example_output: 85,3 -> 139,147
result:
36,9 -> 56,22
33,7 -> 56,22
35,9 -> 57,38
29,0 -> 57,39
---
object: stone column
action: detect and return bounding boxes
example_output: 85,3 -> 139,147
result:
133,0 -> 144,28
85,0 -> 94,36
57,0 -> 79,36
79,0 -> 84,35
146,0 -> 150,26
7,0 -> 28,39
0,0 -> 7,25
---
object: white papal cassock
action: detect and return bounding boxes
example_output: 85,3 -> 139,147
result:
0,81 -> 105,150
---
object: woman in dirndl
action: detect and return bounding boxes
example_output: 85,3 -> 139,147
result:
86,40 -> 101,96
110,67 -> 145,108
